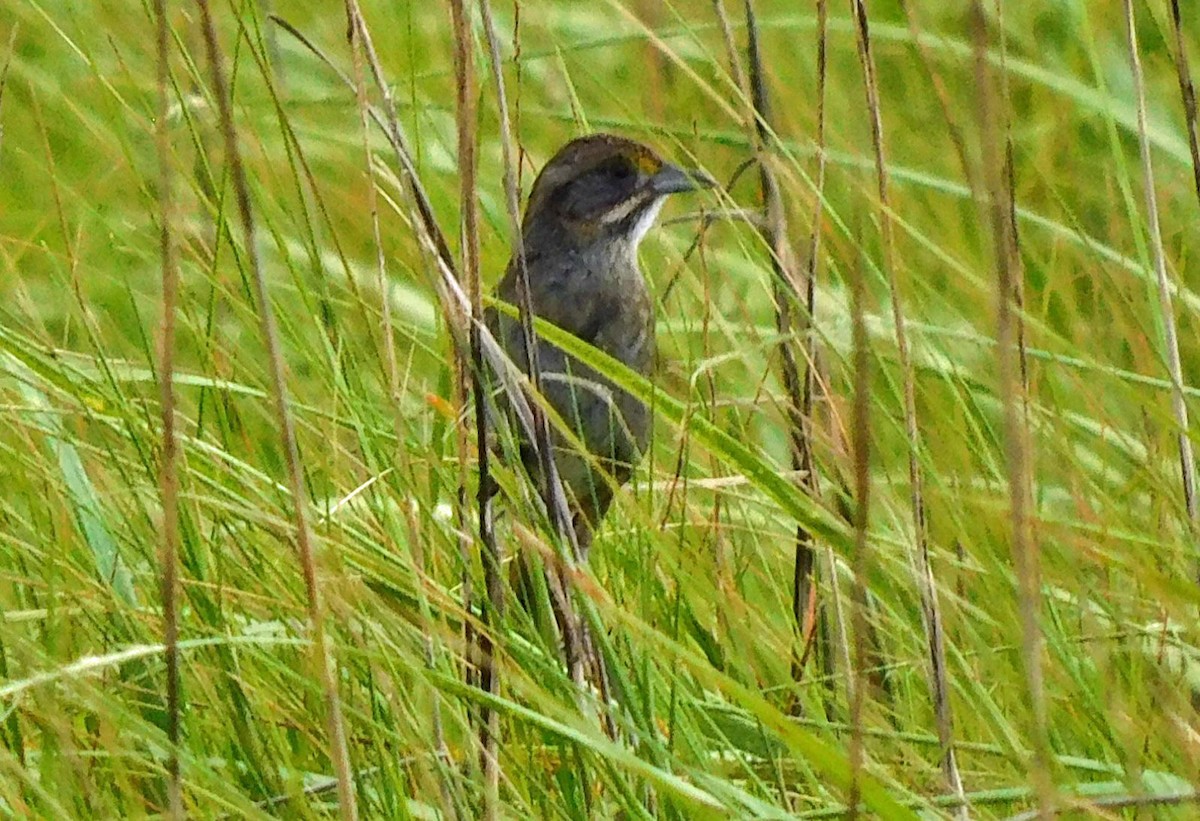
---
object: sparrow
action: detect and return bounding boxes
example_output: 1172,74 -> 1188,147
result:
487,134 -> 714,550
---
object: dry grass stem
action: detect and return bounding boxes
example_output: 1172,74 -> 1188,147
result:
847,220 -> 871,821
1169,0 -> 1200,208
804,0 -> 843,713
152,1 -> 182,815
850,0 -> 961,806
1123,0 -> 1197,524
737,0 -> 819,701
971,3 -> 1050,817
448,0 -> 505,812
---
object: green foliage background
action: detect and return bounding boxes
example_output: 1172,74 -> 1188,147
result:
1,0 -> 1199,817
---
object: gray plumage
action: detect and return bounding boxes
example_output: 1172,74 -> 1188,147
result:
486,134 -> 712,536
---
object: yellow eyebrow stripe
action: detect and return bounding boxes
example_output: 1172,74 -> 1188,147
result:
634,152 -> 662,175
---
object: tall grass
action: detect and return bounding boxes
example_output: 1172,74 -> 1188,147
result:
2,0 -> 1200,817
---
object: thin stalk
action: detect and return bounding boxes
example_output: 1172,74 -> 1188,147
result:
153,0 -> 182,815
809,8 -> 849,726
851,0 -> 962,806
194,2 -> 357,818
892,4 -> 986,814
847,219 -> 871,821
846,0 -> 927,744
738,0 -> 818,700
1125,1 -> 1198,523
971,4 -> 1050,817
1168,0 -> 1200,209
711,0 -> 748,96
991,2 -> 1029,402
804,0 -> 837,710
448,0 -> 503,813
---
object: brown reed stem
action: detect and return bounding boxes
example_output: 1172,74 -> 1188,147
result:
971,4 -> 1050,818
152,1 -> 182,815
1161,0 -> 1200,525
846,218 -> 871,821
737,0 -> 819,704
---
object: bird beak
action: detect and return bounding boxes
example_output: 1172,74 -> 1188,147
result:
649,163 -> 718,195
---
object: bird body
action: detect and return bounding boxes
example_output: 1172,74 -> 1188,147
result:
488,134 -> 712,536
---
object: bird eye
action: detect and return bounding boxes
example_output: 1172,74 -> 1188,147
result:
604,159 -> 635,181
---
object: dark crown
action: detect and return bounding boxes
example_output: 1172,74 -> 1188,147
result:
522,134 -> 713,238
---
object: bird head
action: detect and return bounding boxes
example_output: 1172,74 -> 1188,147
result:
521,134 -> 715,249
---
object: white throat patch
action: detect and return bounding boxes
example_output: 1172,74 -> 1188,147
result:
630,196 -> 667,248
596,194 -> 668,250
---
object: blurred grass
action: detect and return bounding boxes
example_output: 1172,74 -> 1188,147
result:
2,0 -> 1200,816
